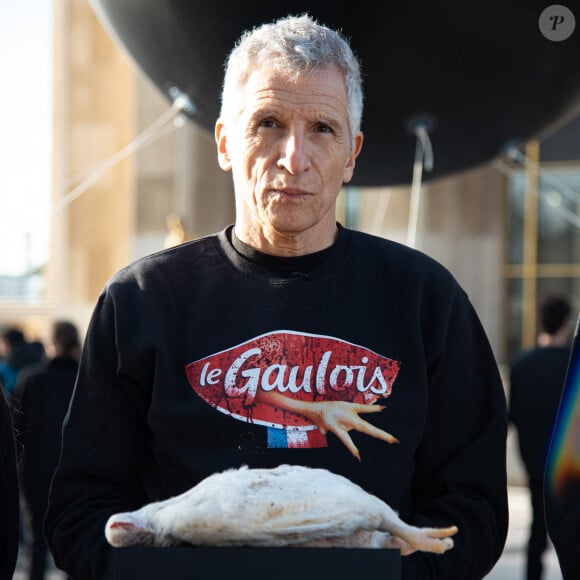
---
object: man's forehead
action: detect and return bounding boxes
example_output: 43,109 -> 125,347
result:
242,66 -> 348,109
244,63 -> 344,89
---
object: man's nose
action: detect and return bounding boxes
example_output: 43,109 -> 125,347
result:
277,131 -> 311,174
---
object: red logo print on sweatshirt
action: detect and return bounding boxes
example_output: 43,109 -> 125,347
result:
185,331 -> 401,455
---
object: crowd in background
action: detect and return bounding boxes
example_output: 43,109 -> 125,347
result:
1,321 -> 80,580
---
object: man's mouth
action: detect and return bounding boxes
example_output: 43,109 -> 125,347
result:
273,188 -> 310,199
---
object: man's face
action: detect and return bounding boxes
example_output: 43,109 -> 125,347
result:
215,64 -> 363,247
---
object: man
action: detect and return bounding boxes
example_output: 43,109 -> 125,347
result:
46,14 -> 508,579
510,295 -> 572,580
14,321 -> 81,580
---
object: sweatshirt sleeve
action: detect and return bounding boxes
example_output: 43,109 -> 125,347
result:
402,290 -> 508,579
45,285 -> 152,580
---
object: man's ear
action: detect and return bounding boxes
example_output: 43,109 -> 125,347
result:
215,119 -> 232,171
343,132 -> 364,184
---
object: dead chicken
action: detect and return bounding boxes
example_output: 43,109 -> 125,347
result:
106,464 -> 457,556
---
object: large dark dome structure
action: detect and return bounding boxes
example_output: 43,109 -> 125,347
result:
90,1 -> 580,186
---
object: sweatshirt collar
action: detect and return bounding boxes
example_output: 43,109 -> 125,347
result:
217,223 -> 351,282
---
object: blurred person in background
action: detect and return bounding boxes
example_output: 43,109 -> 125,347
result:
509,294 -> 572,580
0,327 -> 45,394
1,326 -> 46,563
0,380 -> 20,579
14,321 -> 81,580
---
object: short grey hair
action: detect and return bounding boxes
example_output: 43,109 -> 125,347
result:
220,14 -> 363,143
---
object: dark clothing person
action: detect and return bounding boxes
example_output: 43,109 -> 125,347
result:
45,15 -> 507,580
510,347 -> 570,579
511,347 -> 571,477
15,322 -> 80,580
46,226 -> 508,579
510,295 -> 572,580
0,385 -> 20,579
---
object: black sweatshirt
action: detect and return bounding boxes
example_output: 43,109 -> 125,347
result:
46,224 -> 508,579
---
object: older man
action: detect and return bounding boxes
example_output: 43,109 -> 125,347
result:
46,14 -> 508,579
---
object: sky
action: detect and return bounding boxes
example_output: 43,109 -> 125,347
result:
0,2 -> 53,277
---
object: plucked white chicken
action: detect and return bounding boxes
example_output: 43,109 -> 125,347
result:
105,464 -> 457,555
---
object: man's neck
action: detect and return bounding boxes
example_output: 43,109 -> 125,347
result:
537,327 -> 570,347
234,223 -> 338,257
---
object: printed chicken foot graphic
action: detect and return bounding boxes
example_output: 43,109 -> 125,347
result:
257,390 -> 399,461
106,465 -> 457,555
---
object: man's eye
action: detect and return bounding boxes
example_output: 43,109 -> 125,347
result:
259,118 -> 278,129
315,123 -> 333,134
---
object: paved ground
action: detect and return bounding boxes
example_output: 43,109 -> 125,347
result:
14,485 -> 562,579
484,485 -> 561,579
13,552 -> 66,579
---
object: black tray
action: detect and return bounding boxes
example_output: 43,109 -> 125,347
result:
108,546 -> 401,579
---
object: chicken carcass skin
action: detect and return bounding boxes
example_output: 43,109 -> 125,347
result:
105,465 -> 457,555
